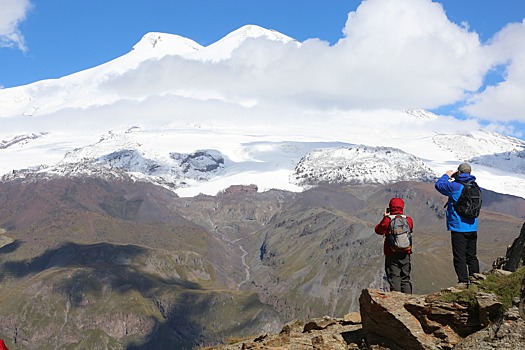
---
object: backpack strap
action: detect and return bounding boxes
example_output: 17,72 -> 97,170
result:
388,214 -> 406,219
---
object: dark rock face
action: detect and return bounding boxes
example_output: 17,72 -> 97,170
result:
492,222 -> 525,321
522,272 -> 525,321
171,149 -> 225,174
493,222 -> 525,272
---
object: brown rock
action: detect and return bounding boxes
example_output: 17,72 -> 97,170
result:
343,312 -> 362,324
303,316 -> 338,332
311,335 -> 324,346
477,292 -> 503,327
359,289 -> 470,349
492,268 -> 513,276
203,317 -> 361,349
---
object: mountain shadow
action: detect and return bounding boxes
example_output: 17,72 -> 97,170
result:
0,240 -> 280,349
0,238 -> 21,255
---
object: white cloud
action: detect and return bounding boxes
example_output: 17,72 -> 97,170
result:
0,0 -> 32,51
5,0 -> 524,128
336,0 -> 489,109
105,0 -> 490,114
462,20 -> 525,123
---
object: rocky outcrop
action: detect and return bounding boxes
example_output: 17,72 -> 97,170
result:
492,222 -> 525,320
204,288 -> 519,350
219,184 -> 259,195
291,146 -> 437,187
203,314 -> 363,350
203,267 -> 524,350
453,307 -> 525,350
359,288 -> 504,350
361,290 -> 460,349
493,222 -> 525,272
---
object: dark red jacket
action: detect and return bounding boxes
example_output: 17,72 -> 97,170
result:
374,198 -> 414,255
0,339 -> 9,350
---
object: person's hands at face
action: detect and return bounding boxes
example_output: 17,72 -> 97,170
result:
446,170 -> 456,178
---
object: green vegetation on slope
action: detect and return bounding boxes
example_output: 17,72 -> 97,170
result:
439,267 -> 525,312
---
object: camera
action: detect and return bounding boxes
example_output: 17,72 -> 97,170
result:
385,207 -> 390,214
451,171 -> 459,179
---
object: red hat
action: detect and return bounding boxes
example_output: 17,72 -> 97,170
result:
388,198 -> 405,213
0,339 -> 9,350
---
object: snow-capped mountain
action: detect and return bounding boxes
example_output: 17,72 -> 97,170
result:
291,146 -> 437,187
0,25 -> 296,117
1,25 -> 525,198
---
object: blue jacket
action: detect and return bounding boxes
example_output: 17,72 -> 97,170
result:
435,172 -> 478,232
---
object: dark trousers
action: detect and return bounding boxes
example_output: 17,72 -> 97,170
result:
451,231 -> 480,283
385,253 -> 412,294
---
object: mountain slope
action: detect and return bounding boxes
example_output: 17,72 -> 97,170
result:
0,176 -> 283,349
2,177 -> 523,349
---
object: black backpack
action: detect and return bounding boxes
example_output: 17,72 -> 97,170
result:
454,181 -> 482,219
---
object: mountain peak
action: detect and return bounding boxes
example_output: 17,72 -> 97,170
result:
403,108 -> 439,120
223,24 -> 297,43
131,32 -> 203,56
195,24 -> 299,61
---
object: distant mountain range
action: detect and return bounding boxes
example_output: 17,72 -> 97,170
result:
1,25 -> 525,199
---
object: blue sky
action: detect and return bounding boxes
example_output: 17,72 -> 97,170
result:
1,0 -> 525,137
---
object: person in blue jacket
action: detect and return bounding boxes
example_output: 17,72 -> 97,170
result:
435,162 -> 480,289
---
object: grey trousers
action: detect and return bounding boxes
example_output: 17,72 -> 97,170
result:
385,253 -> 412,294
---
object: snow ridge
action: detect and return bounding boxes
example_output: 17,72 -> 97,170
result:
433,132 -> 525,163
0,132 -> 47,149
291,146 -> 437,187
